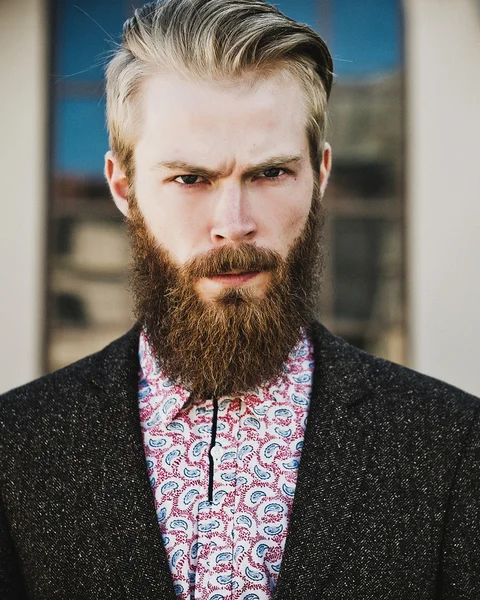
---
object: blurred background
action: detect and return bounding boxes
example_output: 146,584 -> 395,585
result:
0,0 -> 479,396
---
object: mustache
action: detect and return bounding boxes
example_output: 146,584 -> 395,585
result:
181,243 -> 282,279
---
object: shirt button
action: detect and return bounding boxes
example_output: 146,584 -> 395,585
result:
211,445 -> 222,459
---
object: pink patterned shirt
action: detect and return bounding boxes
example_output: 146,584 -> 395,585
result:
138,330 -> 313,600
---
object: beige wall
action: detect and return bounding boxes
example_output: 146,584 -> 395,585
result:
405,0 -> 480,396
0,0 -> 47,393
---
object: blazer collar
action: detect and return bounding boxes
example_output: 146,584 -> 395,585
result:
87,321 -> 374,599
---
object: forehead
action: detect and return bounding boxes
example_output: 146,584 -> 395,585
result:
134,69 -> 310,169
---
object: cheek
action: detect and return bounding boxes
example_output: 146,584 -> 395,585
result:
288,203 -> 310,232
136,194 -> 206,264
274,195 -> 312,253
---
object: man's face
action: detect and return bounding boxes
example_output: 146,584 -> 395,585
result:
105,69 -> 331,397
107,69 -> 330,300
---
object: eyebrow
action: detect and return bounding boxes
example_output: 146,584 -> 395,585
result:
153,154 -> 304,179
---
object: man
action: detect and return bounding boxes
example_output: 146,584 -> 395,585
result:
0,0 -> 479,598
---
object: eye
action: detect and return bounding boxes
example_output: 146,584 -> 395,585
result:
174,174 -> 205,185
260,167 -> 285,179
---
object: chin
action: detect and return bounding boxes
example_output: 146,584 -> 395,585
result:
200,282 -> 268,304
215,286 -> 265,307
198,275 -> 270,302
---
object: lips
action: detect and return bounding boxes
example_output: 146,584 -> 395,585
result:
208,271 -> 260,286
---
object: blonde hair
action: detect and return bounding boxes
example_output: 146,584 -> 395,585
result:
105,0 -> 333,178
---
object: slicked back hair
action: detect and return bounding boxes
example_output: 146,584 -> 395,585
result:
105,0 -> 333,179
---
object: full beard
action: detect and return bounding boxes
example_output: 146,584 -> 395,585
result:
126,188 -> 325,399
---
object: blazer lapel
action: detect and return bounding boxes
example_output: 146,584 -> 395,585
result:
87,327 -> 177,599
274,323 -> 376,599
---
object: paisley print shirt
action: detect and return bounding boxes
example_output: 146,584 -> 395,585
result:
138,330 -> 314,600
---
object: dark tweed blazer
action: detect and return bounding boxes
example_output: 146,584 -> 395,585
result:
0,322 -> 479,599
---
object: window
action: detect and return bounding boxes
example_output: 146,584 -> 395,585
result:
47,0 -> 405,370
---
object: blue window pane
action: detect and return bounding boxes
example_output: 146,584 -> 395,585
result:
55,99 -> 108,176
332,0 -> 401,77
55,0 -> 125,81
273,0 -> 317,29
257,1 -> 401,78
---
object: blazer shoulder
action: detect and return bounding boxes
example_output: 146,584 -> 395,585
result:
0,326 -> 140,425
364,348 -> 479,411
311,320 -> 479,416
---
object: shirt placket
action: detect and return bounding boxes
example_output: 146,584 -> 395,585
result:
195,397 -> 240,600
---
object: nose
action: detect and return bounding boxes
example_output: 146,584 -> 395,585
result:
210,183 -> 257,244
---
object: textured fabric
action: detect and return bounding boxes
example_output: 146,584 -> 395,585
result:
139,331 -> 313,600
0,322 -> 479,600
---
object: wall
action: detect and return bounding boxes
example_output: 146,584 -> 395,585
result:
405,0 -> 480,395
0,0 -> 47,393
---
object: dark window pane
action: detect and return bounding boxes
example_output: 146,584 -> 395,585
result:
331,160 -> 395,199
333,218 -> 382,320
333,218 -> 403,324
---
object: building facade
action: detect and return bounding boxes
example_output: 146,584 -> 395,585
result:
0,0 -> 479,396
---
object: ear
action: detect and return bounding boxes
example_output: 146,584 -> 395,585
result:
319,142 -> 332,196
105,150 -> 130,217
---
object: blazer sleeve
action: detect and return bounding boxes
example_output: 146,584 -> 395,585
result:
441,409 -> 480,598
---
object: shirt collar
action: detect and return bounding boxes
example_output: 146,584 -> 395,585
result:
138,328 -> 313,429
